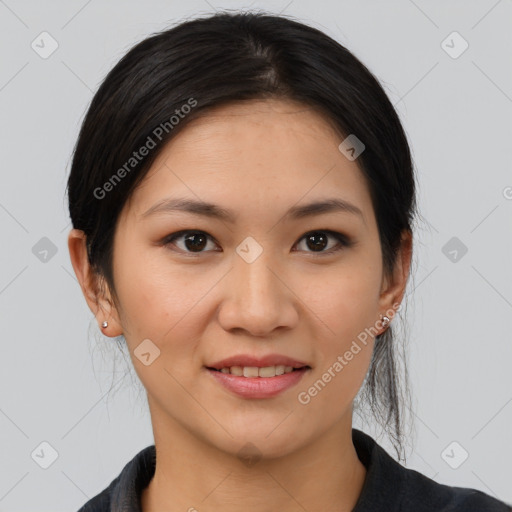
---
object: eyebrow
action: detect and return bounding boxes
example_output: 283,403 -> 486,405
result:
140,197 -> 365,223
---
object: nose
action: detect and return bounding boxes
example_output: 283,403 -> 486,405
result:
217,253 -> 299,338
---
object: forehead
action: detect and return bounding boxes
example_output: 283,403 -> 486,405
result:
122,99 -> 373,225
168,99 -> 344,155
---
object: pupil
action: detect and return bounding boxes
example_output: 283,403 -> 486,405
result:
185,233 -> 207,251
307,232 -> 327,251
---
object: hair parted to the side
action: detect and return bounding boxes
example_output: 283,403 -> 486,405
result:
66,10 -> 419,462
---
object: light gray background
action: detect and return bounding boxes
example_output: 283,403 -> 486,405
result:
1,1 -> 511,510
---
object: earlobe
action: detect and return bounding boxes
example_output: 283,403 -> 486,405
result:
96,295 -> 124,337
94,282 -> 124,337
98,314 -> 123,337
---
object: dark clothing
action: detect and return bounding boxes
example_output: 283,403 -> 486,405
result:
77,428 -> 511,511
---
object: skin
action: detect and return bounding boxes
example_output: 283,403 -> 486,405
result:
68,98 -> 412,512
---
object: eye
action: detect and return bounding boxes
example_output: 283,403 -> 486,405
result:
162,229 -> 352,255
162,230 -> 219,254
294,230 -> 352,255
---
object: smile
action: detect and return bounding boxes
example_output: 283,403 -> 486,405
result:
206,366 -> 311,399
208,365 -> 309,378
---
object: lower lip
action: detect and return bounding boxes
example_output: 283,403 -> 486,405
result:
206,367 -> 309,399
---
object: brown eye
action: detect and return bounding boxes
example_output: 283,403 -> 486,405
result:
163,231 -> 218,253
295,230 -> 351,254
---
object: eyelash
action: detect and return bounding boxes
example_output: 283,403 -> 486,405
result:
161,229 -> 353,256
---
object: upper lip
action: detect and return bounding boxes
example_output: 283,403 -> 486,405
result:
207,354 -> 310,370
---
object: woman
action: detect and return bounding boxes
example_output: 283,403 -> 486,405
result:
67,11 -> 511,512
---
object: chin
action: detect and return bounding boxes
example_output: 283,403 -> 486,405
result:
218,435 -> 300,463
213,420 -> 306,460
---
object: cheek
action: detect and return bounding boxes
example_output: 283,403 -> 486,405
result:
112,246 -> 207,347
311,261 -> 381,406
295,335 -> 373,436
302,262 -> 381,343
299,276 -> 377,412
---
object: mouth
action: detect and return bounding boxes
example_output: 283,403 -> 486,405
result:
206,365 -> 311,378
204,354 -> 312,398
205,365 -> 311,399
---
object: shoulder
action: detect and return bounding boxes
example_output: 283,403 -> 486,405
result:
75,444 -> 156,512
401,464 -> 511,511
351,428 -> 511,512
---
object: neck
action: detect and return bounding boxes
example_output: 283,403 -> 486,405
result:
141,407 -> 367,512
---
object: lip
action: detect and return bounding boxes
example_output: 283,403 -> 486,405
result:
207,354 -> 310,370
206,367 -> 310,399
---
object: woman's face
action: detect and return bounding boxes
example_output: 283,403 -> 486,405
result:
101,99 -> 406,457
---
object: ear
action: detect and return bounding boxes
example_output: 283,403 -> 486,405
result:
378,230 -> 413,321
67,229 -> 123,337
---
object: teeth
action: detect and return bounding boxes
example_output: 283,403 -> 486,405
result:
216,365 -> 300,377
258,366 -> 277,377
243,366 -> 259,378
230,366 -> 243,376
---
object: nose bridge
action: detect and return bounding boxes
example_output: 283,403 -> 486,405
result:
219,245 -> 296,336
236,245 -> 282,307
